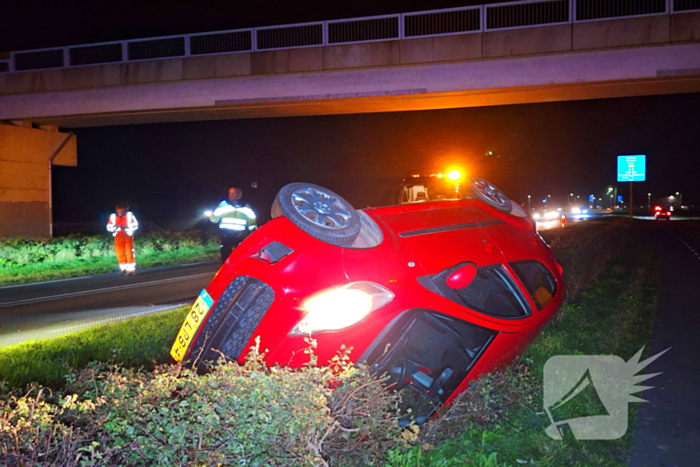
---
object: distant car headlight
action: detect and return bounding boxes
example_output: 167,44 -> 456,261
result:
545,211 -> 558,220
571,207 -> 581,214
289,282 -> 394,335
533,213 -> 541,220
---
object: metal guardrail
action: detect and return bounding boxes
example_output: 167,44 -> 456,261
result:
575,0 -> 667,22
673,0 -> 700,12
69,42 -> 123,66
257,22 -> 324,50
328,14 -> 400,45
189,29 -> 252,55
403,6 -> 482,38
2,0 -> 698,74
486,0 -> 570,31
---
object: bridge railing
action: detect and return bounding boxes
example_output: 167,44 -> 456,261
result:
3,0 -> 698,73
403,6 -> 482,38
485,0 -> 571,31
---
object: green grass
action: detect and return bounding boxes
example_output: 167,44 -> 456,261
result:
0,307 -> 188,389
0,231 -> 219,285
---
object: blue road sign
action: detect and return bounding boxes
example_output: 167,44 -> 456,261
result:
617,195 -> 623,203
617,155 -> 646,182
589,194 -> 595,203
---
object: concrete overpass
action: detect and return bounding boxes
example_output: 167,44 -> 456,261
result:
1,0 -> 700,236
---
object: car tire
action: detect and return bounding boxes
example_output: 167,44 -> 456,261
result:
469,178 -> 513,213
271,182 -> 361,247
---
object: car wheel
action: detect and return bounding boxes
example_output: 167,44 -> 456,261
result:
271,182 -> 361,247
469,178 -> 512,213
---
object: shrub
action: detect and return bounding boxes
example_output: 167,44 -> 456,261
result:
0,230 -> 219,285
0,342 -> 403,467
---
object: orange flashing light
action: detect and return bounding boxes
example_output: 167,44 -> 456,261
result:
446,169 -> 463,181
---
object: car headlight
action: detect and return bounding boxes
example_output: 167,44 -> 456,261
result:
289,282 -> 394,335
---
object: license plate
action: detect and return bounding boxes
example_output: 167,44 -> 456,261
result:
170,289 -> 214,362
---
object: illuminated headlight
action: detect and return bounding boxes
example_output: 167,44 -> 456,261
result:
545,211 -> 558,220
533,213 -> 541,220
289,282 -> 394,335
572,207 -> 581,214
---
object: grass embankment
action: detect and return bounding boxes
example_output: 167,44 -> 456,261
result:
0,231 -> 219,286
0,219 -> 658,466
0,308 -> 187,390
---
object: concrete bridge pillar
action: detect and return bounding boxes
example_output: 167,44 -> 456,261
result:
0,123 -> 76,238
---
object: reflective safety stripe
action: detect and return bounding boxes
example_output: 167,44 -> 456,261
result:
220,224 -> 246,231
248,225 -> 256,230
236,207 -> 256,219
213,205 -> 237,216
221,218 -> 247,225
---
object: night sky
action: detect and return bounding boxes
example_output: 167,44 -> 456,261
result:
52,93 -> 700,229
2,1 -> 699,230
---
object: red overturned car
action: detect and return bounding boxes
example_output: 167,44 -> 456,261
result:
171,178 -> 564,419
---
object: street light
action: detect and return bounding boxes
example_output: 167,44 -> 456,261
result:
647,193 -> 651,208
527,194 -> 531,211
677,192 -> 682,207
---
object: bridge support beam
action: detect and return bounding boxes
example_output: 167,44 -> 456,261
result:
0,124 -> 76,238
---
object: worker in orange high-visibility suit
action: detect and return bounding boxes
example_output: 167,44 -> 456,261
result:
106,202 -> 139,275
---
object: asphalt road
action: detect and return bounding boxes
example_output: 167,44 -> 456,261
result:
0,261 -> 219,347
629,219 -> 700,467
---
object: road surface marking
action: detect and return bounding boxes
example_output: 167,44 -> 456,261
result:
0,273 -> 213,308
47,302 -> 190,334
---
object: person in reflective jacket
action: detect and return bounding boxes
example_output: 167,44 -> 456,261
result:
209,187 -> 257,261
106,202 -> 139,275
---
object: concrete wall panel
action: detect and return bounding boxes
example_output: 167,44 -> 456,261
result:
0,64 -> 124,95
0,201 -> 50,238
574,15 -> 670,50
124,58 -> 184,85
483,24 -> 571,58
400,34 -> 482,64
0,161 -> 48,192
671,12 -> 700,43
52,135 -> 77,166
184,53 -> 252,79
0,125 -> 76,237
0,125 -> 76,165
251,47 -> 324,75
323,41 -> 400,70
